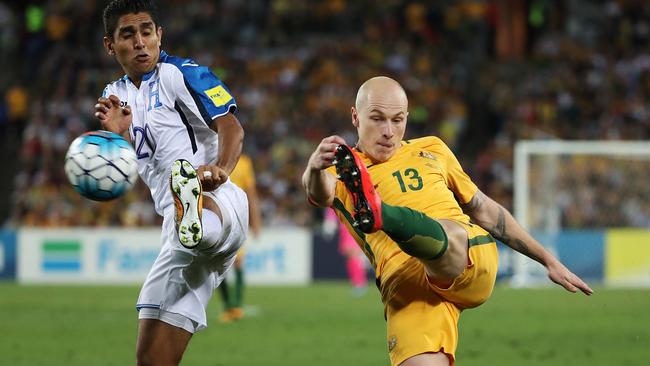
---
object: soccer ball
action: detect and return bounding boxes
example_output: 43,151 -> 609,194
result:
64,130 -> 138,201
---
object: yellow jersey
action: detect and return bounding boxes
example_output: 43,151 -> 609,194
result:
328,136 -> 482,281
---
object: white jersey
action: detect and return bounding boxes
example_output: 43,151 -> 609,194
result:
102,50 -> 237,215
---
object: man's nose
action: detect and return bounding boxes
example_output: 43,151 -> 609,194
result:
134,33 -> 144,49
383,123 -> 394,138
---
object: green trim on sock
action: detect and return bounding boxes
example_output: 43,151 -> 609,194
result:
403,234 -> 448,260
380,202 -> 449,260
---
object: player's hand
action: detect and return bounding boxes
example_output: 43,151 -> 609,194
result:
95,95 -> 132,135
546,259 -> 594,295
307,135 -> 348,171
197,165 -> 228,192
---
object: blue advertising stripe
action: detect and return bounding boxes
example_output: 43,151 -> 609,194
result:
0,230 -> 17,279
42,253 -> 81,271
554,230 -> 604,281
42,261 -> 81,271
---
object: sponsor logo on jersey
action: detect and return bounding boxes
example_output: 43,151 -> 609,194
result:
204,85 -> 233,107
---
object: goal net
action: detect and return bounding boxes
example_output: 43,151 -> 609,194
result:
511,141 -> 650,287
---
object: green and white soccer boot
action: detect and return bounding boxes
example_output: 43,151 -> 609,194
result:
170,159 -> 203,248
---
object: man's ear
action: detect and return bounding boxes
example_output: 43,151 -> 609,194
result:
157,26 -> 163,47
103,36 -> 114,55
351,107 -> 359,128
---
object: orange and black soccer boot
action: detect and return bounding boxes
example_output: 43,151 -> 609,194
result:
334,145 -> 383,233
170,159 -> 203,248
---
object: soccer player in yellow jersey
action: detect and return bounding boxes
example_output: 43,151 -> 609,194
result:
302,76 -> 593,366
219,153 -> 261,322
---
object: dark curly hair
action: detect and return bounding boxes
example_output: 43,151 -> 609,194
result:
103,0 -> 160,38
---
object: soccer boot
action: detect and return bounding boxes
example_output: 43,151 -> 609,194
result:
333,145 -> 383,233
219,309 -> 236,323
170,159 -> 203,248
219,307 -> 245,323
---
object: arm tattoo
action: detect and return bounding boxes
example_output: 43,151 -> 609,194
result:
494,207 -> 506,237
488,207 -> 542,263
463,191 -> 543,263
510,239 -> 541,263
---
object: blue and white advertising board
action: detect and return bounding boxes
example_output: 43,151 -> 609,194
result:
17,227 -> 311,285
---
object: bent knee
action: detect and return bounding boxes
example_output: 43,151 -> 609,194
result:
437,220 -> 468,249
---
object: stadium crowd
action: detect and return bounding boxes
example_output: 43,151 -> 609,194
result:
1,0 -> 649,230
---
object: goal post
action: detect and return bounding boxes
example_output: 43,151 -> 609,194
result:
511,140 -> 650,287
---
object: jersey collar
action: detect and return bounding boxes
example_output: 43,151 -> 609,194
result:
354,142 -> 406,167
353,145 -> 375,167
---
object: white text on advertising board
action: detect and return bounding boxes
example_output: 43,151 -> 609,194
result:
245,244 -> 285,274
98,239 -> 158,273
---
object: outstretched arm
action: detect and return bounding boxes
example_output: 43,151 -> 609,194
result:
462,190 -> 593,295
302,135 -> 347,207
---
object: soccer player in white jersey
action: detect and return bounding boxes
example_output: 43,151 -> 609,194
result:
94,1 -> 248,364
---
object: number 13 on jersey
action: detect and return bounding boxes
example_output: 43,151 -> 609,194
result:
391,168 -> 423,192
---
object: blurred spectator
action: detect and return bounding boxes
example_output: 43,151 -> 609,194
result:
5,82 -> 28,136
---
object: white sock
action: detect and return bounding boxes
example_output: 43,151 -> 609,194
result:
200,208 -> 222,248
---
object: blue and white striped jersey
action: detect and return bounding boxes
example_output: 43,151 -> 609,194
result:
102,50 -> 237,215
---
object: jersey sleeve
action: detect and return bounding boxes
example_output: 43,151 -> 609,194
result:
174,62 -> 237,121
435,138 -> 478,204
101,83 -> 114,98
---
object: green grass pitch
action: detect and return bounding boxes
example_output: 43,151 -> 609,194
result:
1,282 -> 648,365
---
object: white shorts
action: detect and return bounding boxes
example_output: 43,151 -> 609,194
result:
137,180 -> 248,333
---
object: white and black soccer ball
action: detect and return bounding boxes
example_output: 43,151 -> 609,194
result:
64,130 -> 138,201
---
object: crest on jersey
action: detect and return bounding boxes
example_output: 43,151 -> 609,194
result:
204,85 -> 233,107
418,151 -> 437,161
